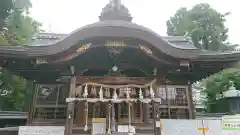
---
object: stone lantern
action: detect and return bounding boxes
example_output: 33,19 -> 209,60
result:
218,81 -> 240,113
223,81 -> 240,98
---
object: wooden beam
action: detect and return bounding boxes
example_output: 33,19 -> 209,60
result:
75,76 -> 154,85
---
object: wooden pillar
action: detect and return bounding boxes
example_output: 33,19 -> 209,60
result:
143,103 -> 149,123
187,82 -> 195,119
27,80 -> 36,125
143,89 -> 149,123
186,62 -> 195,119
152,101 -> 157,135
65,66 -> 76,135
165,83 -> 171,118
65,102 -> 75,135
106,103 -> 109,132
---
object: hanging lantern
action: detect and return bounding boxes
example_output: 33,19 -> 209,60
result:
83,84 -> 88,98
99,86 -> 104,101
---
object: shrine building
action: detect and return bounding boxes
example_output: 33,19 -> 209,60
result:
0,0 -> 240,134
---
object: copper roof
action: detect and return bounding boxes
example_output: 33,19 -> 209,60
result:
0,0 -> 239,62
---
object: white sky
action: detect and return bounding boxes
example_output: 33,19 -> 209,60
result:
30,0 -> 240,45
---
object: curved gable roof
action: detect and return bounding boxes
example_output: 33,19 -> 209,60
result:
25,20 -> 200,59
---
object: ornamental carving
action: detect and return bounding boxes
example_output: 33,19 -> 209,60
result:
37,85 -> 57,98
105,40 -> 125,58
76,43 -> 92,52
138,44 -> 152,54
105,40 -> 125,47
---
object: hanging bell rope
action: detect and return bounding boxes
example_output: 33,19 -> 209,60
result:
84,101 -> 88,131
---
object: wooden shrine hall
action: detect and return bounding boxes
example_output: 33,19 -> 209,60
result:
0,0 -> 240,134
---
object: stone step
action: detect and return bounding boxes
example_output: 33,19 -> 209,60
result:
72,128 -> 154,134
73,133 -> 154,135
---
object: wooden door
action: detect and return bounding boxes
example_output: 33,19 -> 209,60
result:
132,102 -> 143,123
93,103 -> 106,118
118,102 -> 129,123
118,102 -> 143,123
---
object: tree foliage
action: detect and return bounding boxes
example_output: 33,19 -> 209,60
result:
0,0 -> 41,111
167,3 -> 240,113
202,68 -> 240,112
166,3 -> 237,51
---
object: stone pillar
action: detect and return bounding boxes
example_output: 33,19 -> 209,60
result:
65,66 -> 76,135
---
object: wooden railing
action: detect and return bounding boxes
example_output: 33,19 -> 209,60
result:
31,105 -> 67,125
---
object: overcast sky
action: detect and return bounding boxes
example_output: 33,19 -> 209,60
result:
30,0 -> 240,45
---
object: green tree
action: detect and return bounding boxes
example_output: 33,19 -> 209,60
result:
0,0 -> 41,111
166,3 -> 237,51
202,68 -> 240,112
0,0 -> 13,28
167,3 -> 239,113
